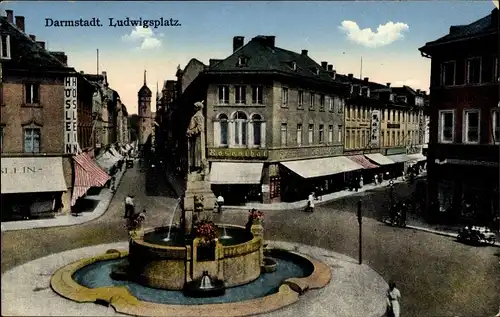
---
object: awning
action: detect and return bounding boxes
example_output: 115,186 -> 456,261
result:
210,162 -> 264,184
1,157 -> 67,194
407,153 -> 426,162
109,148 -> 123,159
347,155 -> 379,169
387,154 -> 413,163
281,156 -> 363,179
364,153 -> 394,166
72,152 -> 110,206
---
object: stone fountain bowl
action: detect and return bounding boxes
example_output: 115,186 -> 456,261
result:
129,224 -> 262,290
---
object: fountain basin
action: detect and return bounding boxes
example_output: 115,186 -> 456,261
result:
261,257 -> 278,273
183,271 -> 226,298
129,224 -> 262,290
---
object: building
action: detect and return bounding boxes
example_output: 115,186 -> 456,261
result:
0,9 -> 109,219
419,8 -> 499,225
167,35 -> 359,205
138,70 -> 153,151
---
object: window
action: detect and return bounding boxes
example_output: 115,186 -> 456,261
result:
346,130 -> 350,149
319,124 -> 324,143
441,61 -> 455,86
466,58 -> 481,84
361,130 -> 365,148
252,114 -> 262,146
356,130 -> 361,148
381,131 -> 385,147
319,95 -> 325,111
397,111 -> 401,122
235,85 -> 246,104
391,131 -> 395,146
381,110 -> 385,121
25,83 -> 40,104
0,35 -> 10,59
308,124 -> 314,144
233,111 -> 247,146
296,124 -> 302,146
218,113 -> 228,146
493,110 -> 500,143
281,87 -> 288,107
439,110 -> 455,143
328,125 -> 333,143
397,131 -> 401,145
251,86 -> 263,104
337,125 -> 342,143
328,96 -> 333,112
309,93 -> 315,110
298,91 -> 304,109
24,128 -> 41,153
218,85 -> 229,104
463,110 -> 480,143
494,56 -> 499,82
280,123 -> 287,146
346,106 -> 350,119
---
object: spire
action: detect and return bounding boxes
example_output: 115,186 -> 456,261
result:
156,81 -> 159,99
143,70 -> 147,86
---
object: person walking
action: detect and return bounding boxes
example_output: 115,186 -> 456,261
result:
307,192 -> 316,212
216,195 -> 224,213
124,194 -> 135,219
386,282 -> 401,317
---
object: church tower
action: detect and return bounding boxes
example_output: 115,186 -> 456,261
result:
138,70 -> 152,148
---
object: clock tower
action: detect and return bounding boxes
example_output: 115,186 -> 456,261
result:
138,70 -> 152,148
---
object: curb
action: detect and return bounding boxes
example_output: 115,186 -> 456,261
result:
1,168 -> 127,232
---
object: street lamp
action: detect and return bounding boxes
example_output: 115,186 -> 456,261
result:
389,179 -> 395,213
357,199 -> 363,265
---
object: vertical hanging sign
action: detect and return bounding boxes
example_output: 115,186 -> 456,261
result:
370,110 -> 381,147
64,77 -> 79,154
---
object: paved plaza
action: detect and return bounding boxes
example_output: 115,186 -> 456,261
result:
2,165 -> 499,317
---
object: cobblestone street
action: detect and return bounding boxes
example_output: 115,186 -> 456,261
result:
2,165 -> 499,317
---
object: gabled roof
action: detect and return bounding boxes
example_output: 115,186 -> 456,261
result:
0,16 -> 71,71
391,86 -> 417,96
420,9 -> 498,52
207,36 -> 343,85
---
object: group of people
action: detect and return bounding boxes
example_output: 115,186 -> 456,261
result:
124,194 -> 146,222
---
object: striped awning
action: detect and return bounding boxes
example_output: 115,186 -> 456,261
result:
71,152 -> 110,206
348,155 -> 379,169
281,156 -> 363,179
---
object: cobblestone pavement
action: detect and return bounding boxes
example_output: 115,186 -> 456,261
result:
2,165 -> 499,317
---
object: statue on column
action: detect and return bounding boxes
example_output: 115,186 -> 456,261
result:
186,101 -> 209,179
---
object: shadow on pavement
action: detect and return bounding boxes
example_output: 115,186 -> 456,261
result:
145,164 -> 177,198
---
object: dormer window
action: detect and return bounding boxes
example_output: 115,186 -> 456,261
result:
237,56 -> 248,67
389,93 -> 395,102
0,35 -> 11,59
361,87 -> 370,97
310,67 -> 320,75
292,61 -> 297,71
315,68 -> 320,75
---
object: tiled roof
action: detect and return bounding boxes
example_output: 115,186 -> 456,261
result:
0,16 -> 70,71
207,36 -> 344,85
421,9 -> 498,49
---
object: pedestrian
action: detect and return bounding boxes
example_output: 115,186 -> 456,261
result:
216,195 -> 224,213
124,194 -> 135,219
386,281 -> 401,317
110,175 -> 116,192
307,192 -> 315,212
359,175 -> 364,188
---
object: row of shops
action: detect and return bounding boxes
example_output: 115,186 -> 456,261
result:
1,143 -> 136,221
209,152 -> 426,205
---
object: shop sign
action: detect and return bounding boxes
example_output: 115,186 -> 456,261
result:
207,148 -> 268,159
64,77 -> 79,154
370,110 -> 380,147
387,123 -> 400,129
386,147 -> 406,155
275,146 -> 341,160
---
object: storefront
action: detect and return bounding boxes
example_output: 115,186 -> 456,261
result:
364,153 -> 394,180
346,155 -> 379,184
71,152 -> 110,207
279,156 -> 364,201
1,157 -> 69,220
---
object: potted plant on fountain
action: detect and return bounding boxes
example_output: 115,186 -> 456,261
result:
195,219 -> 217,261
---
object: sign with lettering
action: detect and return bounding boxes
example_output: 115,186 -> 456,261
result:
1,157 -> 68,194
272,146 -> 342,161
208,148 -> 268,159
387,123 -> 401,129
370,110 -> 380,147
64,77 -> 79,154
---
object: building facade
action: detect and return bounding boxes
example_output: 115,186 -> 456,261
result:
419,8 -> 499,225
0,10 -> 103,219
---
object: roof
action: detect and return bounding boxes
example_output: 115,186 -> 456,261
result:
207,36 -> 344,86
391,86 -> 417,96
139,85 -> 152,96
420,9 -> 498,51
0,16 -> 71,71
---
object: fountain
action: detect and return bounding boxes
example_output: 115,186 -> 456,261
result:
163,198 -> 181,242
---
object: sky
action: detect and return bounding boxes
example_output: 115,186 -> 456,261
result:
1,1 -> 497,114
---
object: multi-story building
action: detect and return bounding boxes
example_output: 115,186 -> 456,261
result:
419,8 -> 499,225
167,35 -> 367,204
0,9 -> 109,219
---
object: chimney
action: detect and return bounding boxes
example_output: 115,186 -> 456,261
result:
29,34 -> 36,41
327,64 -> 333,71
50,51 -> 67,66
386,82 -> 391,88
233,36 -> 244,52
348,73 -> 353,80
15,16 -> 25,32
254,35 -> 275,48
301,50 -> 308,56
321,61 -> 328,70
363,77 -> 369,83
36,41 -> 45,49
416,89 -> 421,94
6,10 -> 13,23
449,26 -> 461,34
